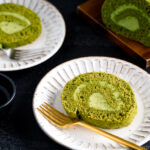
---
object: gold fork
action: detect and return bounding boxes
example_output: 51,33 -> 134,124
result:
37,102 -> 146,150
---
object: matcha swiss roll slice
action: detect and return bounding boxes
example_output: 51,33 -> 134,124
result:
0,3 -> 41,48
61,72 -> 137,129
101,0 -> 150,47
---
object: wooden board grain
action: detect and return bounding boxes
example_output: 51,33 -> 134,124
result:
77,0 -> 150,68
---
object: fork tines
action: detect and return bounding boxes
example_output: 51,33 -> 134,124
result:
37,102 -> 71,127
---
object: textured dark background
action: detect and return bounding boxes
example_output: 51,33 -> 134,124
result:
1,0 -> 150,149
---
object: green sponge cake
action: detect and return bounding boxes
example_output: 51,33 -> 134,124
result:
101,0 -> 150,47
61,72 -> 137,129
0,3 -> 41,48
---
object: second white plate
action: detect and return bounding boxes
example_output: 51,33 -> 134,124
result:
33,57 -> 150,150
0,0 -> 66,71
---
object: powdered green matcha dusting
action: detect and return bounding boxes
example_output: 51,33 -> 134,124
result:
0,3 -> 41,48
101,0 -> 150,47
61,72 -> 137,129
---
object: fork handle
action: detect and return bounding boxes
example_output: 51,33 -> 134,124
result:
76,122 -> 146,150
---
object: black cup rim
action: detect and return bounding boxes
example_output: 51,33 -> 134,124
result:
0,73 -> 16,110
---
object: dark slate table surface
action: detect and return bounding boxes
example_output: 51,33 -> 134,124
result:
1,0 -> 150,149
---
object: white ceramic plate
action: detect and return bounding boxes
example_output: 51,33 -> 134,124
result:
33,57 -> 150,150
0,0 -> 65,71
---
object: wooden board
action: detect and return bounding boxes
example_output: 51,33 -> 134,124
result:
77,0 -> 150,68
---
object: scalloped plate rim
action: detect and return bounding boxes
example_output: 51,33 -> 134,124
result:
33,56 -> 150,150
0,0 -> 66,71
